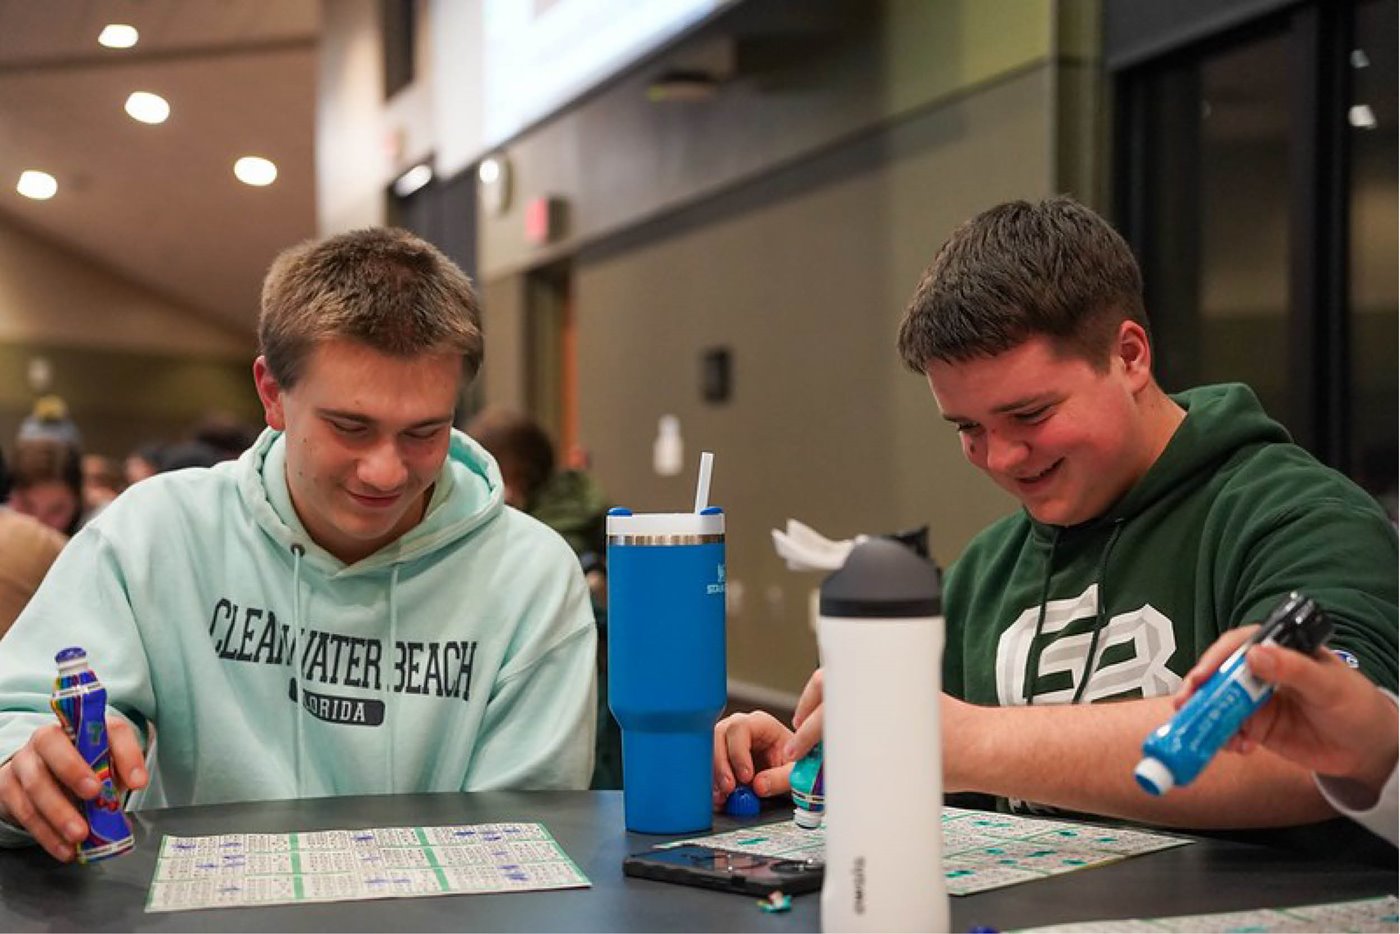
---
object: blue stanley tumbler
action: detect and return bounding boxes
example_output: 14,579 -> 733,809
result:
50,647 -> 135,862
607,506 -> 726,833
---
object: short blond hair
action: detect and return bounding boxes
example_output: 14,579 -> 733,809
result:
259,227 -> 483,387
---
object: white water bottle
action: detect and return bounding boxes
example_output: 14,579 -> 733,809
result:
818,537 -> 947,933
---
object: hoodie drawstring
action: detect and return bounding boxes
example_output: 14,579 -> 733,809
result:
1022,519 -> 1126,705
1021,529 -> 1061,705
386,564 -> 401,795
289,543 -> 307,797
1070,518 -> 1125,704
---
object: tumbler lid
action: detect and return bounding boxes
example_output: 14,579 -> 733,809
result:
607,509 -> 724,538
819,537 -> 941,618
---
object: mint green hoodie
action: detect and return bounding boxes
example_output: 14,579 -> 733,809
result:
0,428 -> 596,845
945,383 -> 1398,714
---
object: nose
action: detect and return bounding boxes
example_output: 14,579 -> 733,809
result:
357,439 -> 409,491
984,431 -> 1030,475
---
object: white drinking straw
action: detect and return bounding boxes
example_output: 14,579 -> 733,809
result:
693,451 -> 715,513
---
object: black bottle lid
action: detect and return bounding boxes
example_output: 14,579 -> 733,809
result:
819,536 -> 942,619
1264,592 -> 1334,654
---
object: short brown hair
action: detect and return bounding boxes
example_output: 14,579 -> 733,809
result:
896,197 -> 1147,373
259,227 -> 483,388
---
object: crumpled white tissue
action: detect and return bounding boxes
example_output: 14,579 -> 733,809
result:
770,519 -> 867,571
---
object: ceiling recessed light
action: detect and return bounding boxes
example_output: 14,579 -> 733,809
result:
125,91 -> 170,124
99,24 -> 139,49
234,156 -> 278,187
17,170 -> 58,200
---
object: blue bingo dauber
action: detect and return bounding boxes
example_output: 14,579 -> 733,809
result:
50,647 -> 135,863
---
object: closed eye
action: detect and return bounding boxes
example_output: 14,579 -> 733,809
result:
404,425 -> 447,442
327,419 -> 367,436
1013,406 -> 1051,424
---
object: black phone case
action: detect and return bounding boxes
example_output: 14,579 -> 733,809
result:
623,844 -> 824,896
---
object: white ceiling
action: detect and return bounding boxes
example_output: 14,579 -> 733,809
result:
0,0 -> 320,334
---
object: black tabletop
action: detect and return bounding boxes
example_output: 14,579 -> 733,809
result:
0,791 -> 1393,932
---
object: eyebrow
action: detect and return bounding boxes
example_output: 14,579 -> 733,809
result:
317,408 -> 455,430
990,393 -> 1055,414
940,393 -> 1056,424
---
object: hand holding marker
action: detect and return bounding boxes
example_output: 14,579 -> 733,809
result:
1136,593 -> 1333,795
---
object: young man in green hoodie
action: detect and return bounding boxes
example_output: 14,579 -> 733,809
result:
0,228 -> 598,862
713,197 -> 1398,829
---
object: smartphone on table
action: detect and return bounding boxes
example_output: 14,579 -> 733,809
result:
623,844 -> 824,896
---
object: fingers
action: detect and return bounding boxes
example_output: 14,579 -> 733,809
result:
785,704 -> 823,762
1176,626 -> 1258,707
725,712 -> 787,784
0,724 -> 98,862
793,669 -> 824,730
1246,643 -> 1357,708
712,715 -> 741,804
0,762 -> 75,863
751,761 -> 794,799
107,718 -> 149,794
712,712 -> 793,807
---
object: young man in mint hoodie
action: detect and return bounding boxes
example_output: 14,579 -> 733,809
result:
0,228 -> 598,862
713,197 -> 1397,829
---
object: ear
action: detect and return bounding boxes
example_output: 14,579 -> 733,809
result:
252,356 -> 287,431
1114,320 -> 1153,393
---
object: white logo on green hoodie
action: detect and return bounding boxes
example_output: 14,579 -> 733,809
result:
994,584 -> 1181,705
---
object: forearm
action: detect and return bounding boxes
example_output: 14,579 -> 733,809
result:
948,696 -> 1336,829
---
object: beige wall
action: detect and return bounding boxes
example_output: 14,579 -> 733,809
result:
316,0 -> 437,236
577,69 -> 1056,695
316,0 -> 389,234
0,216 -> 260,458
0,216 -> 250,356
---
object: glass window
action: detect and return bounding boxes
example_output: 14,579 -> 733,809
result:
1347,0 -> 1398,518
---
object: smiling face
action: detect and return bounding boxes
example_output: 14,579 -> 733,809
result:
925,324 -> 1172,526
253,338 -> 461,564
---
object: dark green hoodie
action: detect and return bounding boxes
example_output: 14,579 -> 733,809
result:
528,469 -> 608,558
944,383 -> 1398,712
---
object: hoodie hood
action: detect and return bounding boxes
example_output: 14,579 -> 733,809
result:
235,427 -> 506,576
1101,383 -> 1291,522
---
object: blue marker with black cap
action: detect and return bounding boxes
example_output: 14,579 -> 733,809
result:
1135,592 -> 1334,795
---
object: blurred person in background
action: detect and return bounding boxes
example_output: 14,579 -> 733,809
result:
124,443 -> 164,487
465,407 -> 608,559
80,454 -> 124,519
16,396 -> 82,450
0,447 -> 66,640
465,406 -> 618,789
8,439 -> 84,536
155,440 -> 223,472
190,412 -> 260,463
